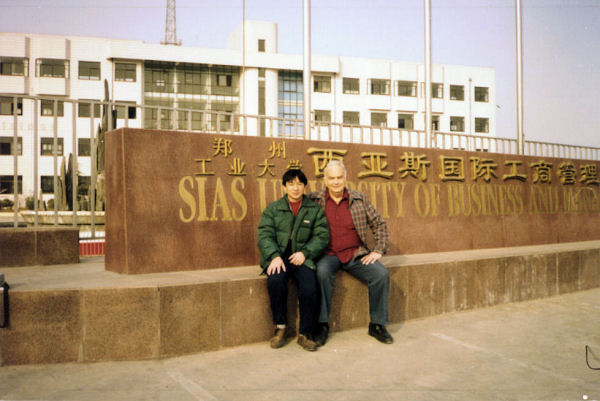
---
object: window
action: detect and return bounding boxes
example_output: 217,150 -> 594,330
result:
145,61 -> 175,93
313,75 -> 331,93
432,115 -> 440,131
212,66 -> 240,96
37,58 -> 68,78
258,80 -> 265,115
314,110 -> 331,123
396,81 -> 417,97
41,137 -> 64,156
0,57 -> 27,76
41,176 -> 54,194
144,98 -> 173,129
0,96 -> 23,115
41,100 -> 64,117
343,78 -> 359,94
115,62 -> 136,82
217,74 -> 232,87
371,112 -> 387,127
431,83 -> 443,99
258,39 -> 265,52
0,175 -> 22,194
450,85 -> 464,101
78,101 -> 101,118
78,138 -> 91,156
278,70 -> 304,136
370,79 -> 390,95
475,117 -> 489,133
450,116 -> 465,132
343,111 -> 359,125
475,86 -> 489,102
398,114 -> 414,129
78,61 -> 100,80
0,137 -> 22,155
116,102 -> 137,119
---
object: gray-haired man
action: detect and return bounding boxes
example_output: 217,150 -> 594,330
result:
308,160 -> 393,345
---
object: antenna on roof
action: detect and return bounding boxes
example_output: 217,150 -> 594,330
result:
161,0 -> 182,46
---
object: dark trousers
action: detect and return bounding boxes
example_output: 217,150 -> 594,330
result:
267,263 -> 318,336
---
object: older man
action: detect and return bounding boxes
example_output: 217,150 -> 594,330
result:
308,160 -> 393,345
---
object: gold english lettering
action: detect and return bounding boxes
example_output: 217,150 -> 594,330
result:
211,178 -> 232,221
414,182 -> 430,217
391,182 -> 405,217
256,178 -> 268,212
178,176 -> 195,223
231,177 -> 248,221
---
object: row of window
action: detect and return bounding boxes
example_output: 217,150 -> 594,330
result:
0,97 -> 136,118
0,136 -> 91,156
2,56 -> 489,102
313,111 -> 489,133
0,175 -> 90,195
0,57 -> 136,81
144,62 -> 239,96
317,75 -> 489,101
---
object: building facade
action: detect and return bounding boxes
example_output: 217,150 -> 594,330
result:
0,21 -> 496,203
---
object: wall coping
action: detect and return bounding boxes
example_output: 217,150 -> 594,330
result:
4,240 -> 600,292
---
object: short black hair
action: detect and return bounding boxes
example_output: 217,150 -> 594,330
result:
282,169 -> 308,186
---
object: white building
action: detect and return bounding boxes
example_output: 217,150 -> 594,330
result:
0,21 -> 496,203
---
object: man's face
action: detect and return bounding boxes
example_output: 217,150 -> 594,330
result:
284,177 -> 305,203
324,164 -> 346,197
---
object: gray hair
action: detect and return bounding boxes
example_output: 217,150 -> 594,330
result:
324,159 -> 347,178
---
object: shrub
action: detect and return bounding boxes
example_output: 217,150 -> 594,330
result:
0,199 -> 14,209
25,196 -> 35,210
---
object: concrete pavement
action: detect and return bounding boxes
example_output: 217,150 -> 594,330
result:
1,288 -> 599,401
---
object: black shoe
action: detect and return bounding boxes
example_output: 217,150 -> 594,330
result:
368,323 -> 394,344
314,323 -> 329,347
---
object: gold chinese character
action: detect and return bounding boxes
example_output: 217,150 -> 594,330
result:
580,164 -> 600,186
470,157 -> 498,182
358,152 -> 394,179
228,157 -> 247,176
212,138 -> 233,157
287,160 -> 303,170
557,161 -> 577,185
306,147 -> 348,177
439,156 -> 465,182
194,158 -> 215,176
257,159 -> 276,177
502,160 -> 527,182
268,141 -> 286,159
530,160 -> 553,184
398,152 -> 430,181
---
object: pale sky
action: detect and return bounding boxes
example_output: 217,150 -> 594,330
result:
1,0 -> 599,147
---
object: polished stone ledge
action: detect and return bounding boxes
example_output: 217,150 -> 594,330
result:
0,227 -> 79,267
1,241 -> 599,365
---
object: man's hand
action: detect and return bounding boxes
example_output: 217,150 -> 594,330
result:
266,256 -> 286,275
361,251 -> 382,265
289,251 -> 306,266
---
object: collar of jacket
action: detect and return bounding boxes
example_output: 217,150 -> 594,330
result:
313,188 -> 362,205
274,194 -> 315,211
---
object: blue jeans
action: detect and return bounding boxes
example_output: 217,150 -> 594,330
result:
316,254 -> 389,326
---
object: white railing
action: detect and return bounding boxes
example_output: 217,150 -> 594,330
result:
1,94 -> 599,233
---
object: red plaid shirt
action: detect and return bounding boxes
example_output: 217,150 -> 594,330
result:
309,188 -> 390,260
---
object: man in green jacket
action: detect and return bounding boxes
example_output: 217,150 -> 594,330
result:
257,169 -> 330,351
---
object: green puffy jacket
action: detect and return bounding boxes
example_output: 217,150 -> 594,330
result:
257,195 -> 330,273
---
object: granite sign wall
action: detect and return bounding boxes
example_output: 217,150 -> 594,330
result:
106,128 -> 600,274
